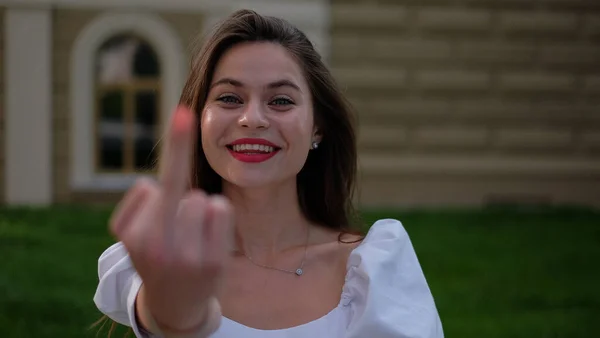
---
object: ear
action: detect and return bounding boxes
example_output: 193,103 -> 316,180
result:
312,128 -> 323,145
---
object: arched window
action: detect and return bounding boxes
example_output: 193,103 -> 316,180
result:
70,13 -> 186,191
94,34 -> 161,173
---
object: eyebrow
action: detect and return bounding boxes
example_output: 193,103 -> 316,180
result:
210,77 -> 302,92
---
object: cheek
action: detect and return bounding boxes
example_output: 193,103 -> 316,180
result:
200,108 -> 223,145
199,109 -> 225,161
282,104 -> 313,129
289,109 -> 315,144
200,107 -> 214,131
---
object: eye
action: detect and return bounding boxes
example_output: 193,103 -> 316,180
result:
270,97 -> 294,106
217,94 -> 242,105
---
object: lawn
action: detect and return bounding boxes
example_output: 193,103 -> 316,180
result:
1,205 -> 599,337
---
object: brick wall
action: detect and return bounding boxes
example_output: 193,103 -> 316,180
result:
331,1 -> 600,207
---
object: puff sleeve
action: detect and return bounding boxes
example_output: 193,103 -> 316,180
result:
340,219 -> 444,338
93,242 -> 151,337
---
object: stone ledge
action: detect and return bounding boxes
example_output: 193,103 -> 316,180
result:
411,126 -> 489,148
416,7 -> 492,32
499,72 -> 576,94
332,4 -> 407,29
358,154 -> 600,177
356,176 -> 600,208
332,67 -> 407,89
493,128 -> 573,149
415,70 -> 491,91
500,10 -> 578,34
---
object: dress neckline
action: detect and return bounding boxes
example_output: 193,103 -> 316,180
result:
220,302 -> 344,333
218,233 -> 368,333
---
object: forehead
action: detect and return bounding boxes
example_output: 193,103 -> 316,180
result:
212,42 -> 308,89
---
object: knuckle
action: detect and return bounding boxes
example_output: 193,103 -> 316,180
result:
178,203 -> 207,222
201,260 -> 224,277
183,191 -> 207,208
177,246 -> 202,268
145,244 -> 172,267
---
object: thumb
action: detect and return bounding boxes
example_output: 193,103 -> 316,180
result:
110,178 -> 156,238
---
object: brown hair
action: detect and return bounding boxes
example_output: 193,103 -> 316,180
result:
94,8 -> 362,336
181,9 -> 362,236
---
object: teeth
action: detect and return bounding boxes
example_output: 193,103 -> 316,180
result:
232,144 -> 275,153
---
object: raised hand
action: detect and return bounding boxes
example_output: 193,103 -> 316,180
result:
109,105 -> 233,334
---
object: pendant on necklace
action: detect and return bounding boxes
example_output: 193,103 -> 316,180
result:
295,268 -> 303,276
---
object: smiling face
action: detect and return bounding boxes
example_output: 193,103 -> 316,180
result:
201,42 -> 320,189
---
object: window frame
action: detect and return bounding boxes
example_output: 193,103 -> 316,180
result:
70,13 -> 185,191
94,80 -> 162,174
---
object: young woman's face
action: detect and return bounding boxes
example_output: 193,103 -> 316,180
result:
201,42 -> 319,189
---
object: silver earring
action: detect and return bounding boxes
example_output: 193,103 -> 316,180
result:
311,141 -> 319,150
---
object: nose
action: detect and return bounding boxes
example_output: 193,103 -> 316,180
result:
237,100 -> 269,129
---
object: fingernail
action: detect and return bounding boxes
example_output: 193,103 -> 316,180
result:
173,106 -> 194,132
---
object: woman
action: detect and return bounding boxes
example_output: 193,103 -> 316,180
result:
94,9 -> 444,338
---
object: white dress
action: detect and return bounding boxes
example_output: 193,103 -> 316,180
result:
93,219 -> 445,338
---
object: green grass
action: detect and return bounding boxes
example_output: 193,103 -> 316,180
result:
1,205 -> 599,337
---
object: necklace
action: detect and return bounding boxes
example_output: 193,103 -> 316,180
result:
239,226 -> 310,276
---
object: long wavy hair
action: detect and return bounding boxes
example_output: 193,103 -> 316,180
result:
94,8 -> 362,336
181,9 -> 360,234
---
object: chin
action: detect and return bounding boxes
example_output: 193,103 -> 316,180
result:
223,173 -> 282,189
220,163 -> 298,190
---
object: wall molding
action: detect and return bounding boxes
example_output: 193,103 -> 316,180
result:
4,8 -> 53,205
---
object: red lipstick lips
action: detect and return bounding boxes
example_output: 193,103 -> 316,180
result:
227,138 -> 281,163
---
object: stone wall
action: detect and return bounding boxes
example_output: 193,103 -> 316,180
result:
38,2 -> 600,207
330,0 -> 600,207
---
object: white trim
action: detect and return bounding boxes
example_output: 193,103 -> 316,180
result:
70,12 -> 186,191
0,0 -> 332,61
4,8 -> 53,205
1,0 -> 331,59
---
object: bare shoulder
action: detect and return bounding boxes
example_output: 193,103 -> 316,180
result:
339,232 -> 364,247
309,226 -> 363,267
310,226 -> 363,247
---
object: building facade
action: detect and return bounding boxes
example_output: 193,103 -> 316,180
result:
1,0 -> 599,208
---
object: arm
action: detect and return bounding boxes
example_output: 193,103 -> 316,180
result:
96,106 -> 231,338
135,284 -> 222,338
